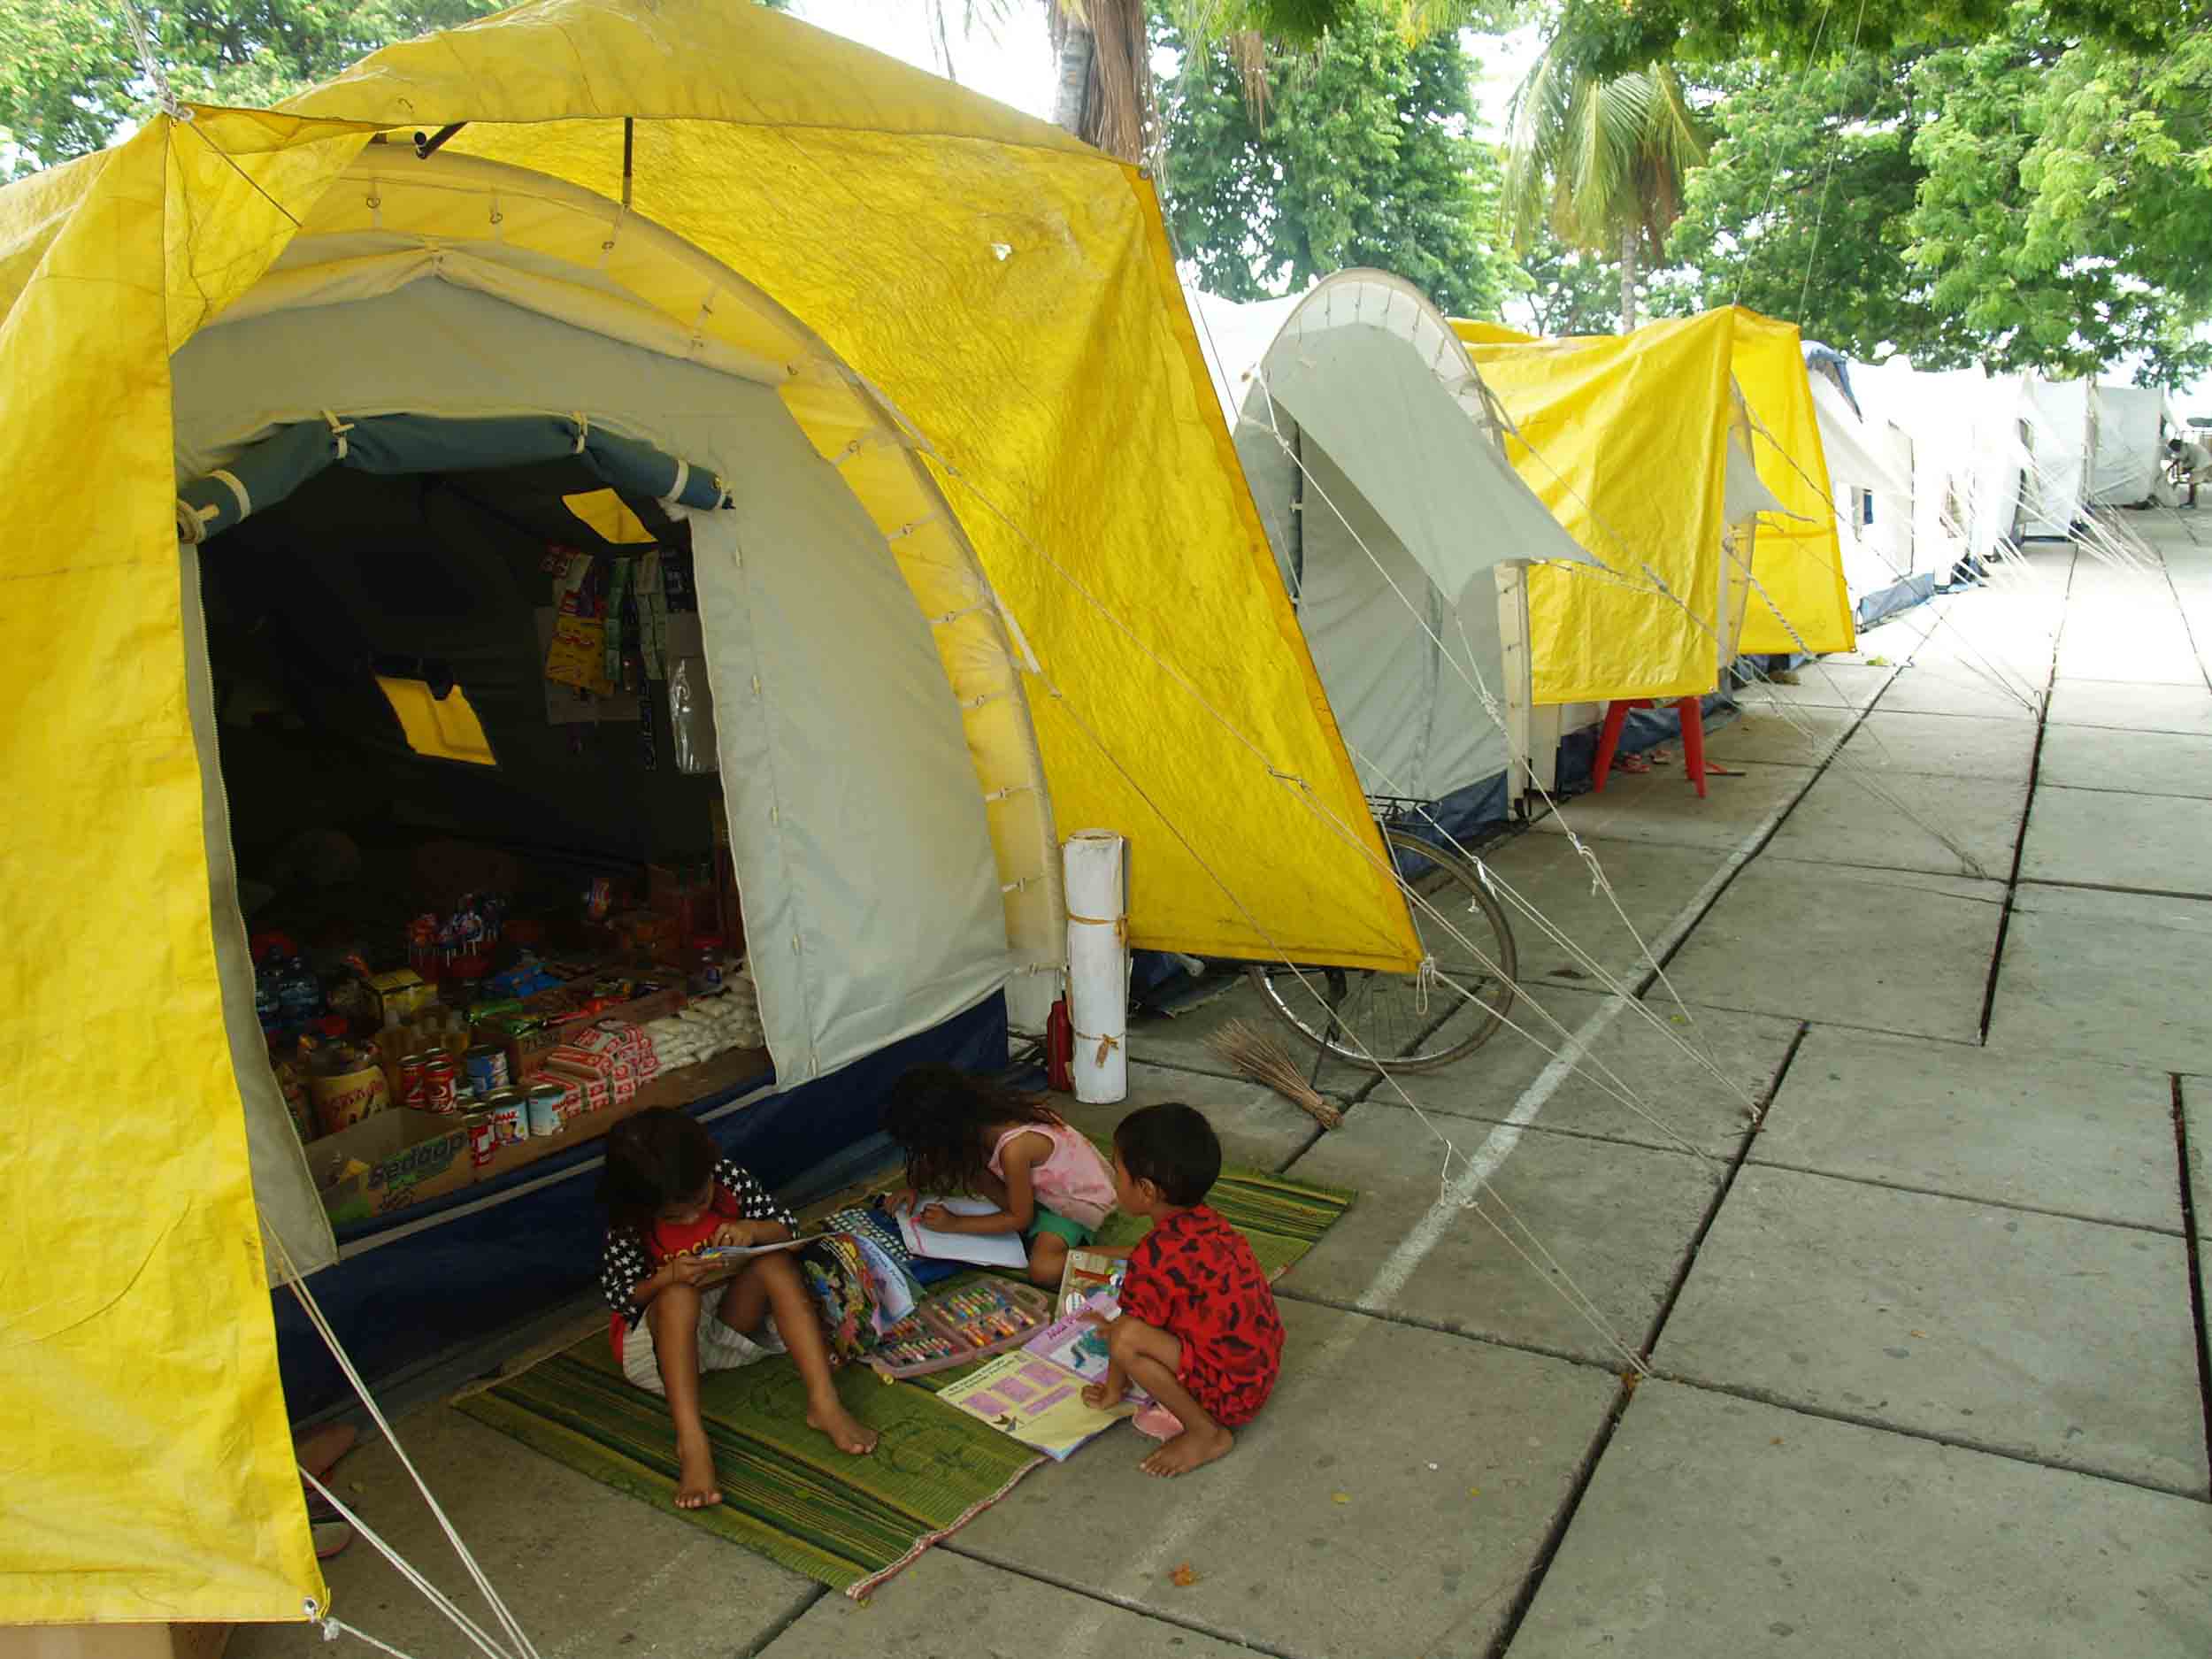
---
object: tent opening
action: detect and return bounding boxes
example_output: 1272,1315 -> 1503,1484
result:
196,445 -> 774,1204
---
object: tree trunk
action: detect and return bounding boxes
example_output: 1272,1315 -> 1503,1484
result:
1618,224 -> 1639,332
1051,14 -> 1095,137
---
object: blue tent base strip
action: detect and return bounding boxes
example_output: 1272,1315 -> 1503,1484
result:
1857,572 -> 1940,628
275,993 -> 1008,1417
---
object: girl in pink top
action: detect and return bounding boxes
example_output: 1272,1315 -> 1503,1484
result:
883,1065 -> 1119,1286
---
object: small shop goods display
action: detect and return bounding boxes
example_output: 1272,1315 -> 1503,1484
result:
864,1280 -> 1055,1379
252,852 -> 766,1227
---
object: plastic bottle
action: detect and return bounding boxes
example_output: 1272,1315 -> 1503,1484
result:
254,962 -> 282,1032
279,956 -> 322,1023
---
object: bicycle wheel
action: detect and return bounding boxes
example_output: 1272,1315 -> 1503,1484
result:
1247,827 -> 1518,1074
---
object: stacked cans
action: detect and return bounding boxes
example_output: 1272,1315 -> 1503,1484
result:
463,1044 -> 511,1094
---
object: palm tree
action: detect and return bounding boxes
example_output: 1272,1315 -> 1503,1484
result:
935,2 -> 1479,164
1501,34 -> 1706,331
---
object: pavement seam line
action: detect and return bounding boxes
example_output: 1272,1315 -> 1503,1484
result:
1268,1285 -> 1635,1377
739,1585 -> 828,1658
1637,1023 -> 1812,1356
938,1544 -> 1301,1658
1976,541 -> 2070,1043
1479,1378 -> 1638,1659
1739,1157 -> 2189,1239
1650,1371 -> 2211,1506
2170,1072 -> 2212,1481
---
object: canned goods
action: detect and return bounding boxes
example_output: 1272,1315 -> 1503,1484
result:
422,1056 -> 459,1114
465,1112 -> 496,1169
398,1052 -> 434,1108
483,1088 -> 527,1147
463,1044 -> 510,1094
526,1082 -> 568,1138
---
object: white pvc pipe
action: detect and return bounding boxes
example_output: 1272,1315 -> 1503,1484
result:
1062,830 -> 1129,1104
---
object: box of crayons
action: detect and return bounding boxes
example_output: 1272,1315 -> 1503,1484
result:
864,1279 -> 1055,1380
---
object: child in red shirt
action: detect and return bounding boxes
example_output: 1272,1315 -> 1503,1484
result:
1081,1102 -> 1284,1476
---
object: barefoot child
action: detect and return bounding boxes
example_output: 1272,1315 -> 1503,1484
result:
596,1108 -> 877,1509
1081,1102 -> 1283,1478
882,1065 -> 1117,1287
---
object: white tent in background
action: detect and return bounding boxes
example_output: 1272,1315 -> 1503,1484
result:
1190,271 -> 1595,821
2088,384 -> 2171,506
2023,377 -> 2093,535
1803,369 -> 1918,609
1857,360 -> 2027,569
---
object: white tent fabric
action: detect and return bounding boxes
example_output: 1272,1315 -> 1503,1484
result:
1806,372 -> 1916,599
2090,384 -> 2170,506
1857,361 -> 2025,569
1188,272 -> 1595,808
173,275 -> 1017,1257
2022,377 -> 2092,535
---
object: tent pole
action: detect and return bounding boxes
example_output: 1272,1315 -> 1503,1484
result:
413,123 -> 466,159
622,118 -> 635,209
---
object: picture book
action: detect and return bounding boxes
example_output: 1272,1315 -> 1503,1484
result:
1023,1294 -> 1150,1404
683,1233 -> 811,1287
1055,1247 -> 1127,1319
935,1348 -> 1135,1461
892,1194 -> 1032,1270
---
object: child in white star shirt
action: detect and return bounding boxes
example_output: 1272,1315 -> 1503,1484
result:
597,1108 -> 875,1509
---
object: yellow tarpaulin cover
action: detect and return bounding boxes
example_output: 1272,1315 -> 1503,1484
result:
1455,311 -> 1739,703
1455,308 -> 1853,691
1,2 -> 1416,1624
1726,311 -> 1855,655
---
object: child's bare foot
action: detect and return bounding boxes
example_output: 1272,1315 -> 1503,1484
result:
674,1436 -> 724,1509
1140,1424 -> 1233,1478
807,1400 -> 879,1455
1081,1379 -> 1125,1410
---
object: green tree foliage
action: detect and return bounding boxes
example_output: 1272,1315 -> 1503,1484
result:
1504,227 -> 1624,334
1157,3 -> 1518,319
1905,12 -> 2212,379
1663,11 -> 2212,378
1661,53 -> 1965,354
1500,28 -> 1705,328
1546,0 -> 2177,81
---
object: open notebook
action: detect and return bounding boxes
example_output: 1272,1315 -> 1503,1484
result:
893,1194 -> 1032,1270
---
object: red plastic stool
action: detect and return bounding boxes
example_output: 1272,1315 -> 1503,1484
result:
1592,697 -> 1708,798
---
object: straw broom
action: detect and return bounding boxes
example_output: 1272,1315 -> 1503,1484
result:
1206,1020 -> 1344,1129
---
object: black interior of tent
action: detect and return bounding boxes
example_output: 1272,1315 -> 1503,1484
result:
202,457 -> 720,915
213,458 -> 1011,1418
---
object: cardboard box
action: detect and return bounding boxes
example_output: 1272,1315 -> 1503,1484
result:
364,968 -> 435,1026
492,981 -> 684,1079
311,1108 -> 473,1226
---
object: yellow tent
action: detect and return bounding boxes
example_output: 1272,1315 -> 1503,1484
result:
1725,310 -> 1854,657
0,0 -> 1416,1627
1452,307 -> 1852,703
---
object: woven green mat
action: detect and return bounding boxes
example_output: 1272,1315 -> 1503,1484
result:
456,1158 -> 1354,1596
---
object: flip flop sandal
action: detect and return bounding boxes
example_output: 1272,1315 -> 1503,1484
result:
1702,761 -> 1745,776
313,1521 -> 353,1561
1609,751 -> 1654,774
296,1422 -> 357,1481
303,1485 -> 346,1525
